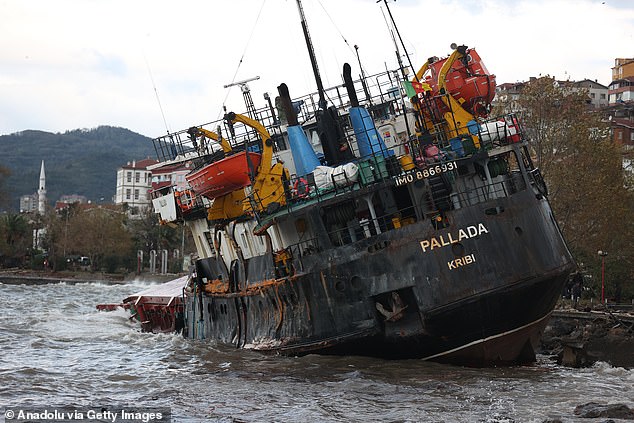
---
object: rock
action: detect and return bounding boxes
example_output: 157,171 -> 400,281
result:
541,311 -> 634,368
560,342 -> 593,368
574,402 -> 634,419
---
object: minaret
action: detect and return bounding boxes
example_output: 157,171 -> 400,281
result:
38,160 -> 46,215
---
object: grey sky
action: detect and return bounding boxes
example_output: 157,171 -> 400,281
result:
1,0 -> 632,138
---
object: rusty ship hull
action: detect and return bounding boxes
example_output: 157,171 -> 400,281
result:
185,185 -> 574,365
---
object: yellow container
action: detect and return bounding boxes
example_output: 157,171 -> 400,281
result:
399,155 -> 415,171
402,217 -> 416,226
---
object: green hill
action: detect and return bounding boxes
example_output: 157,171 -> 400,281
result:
0,126 -> 156,212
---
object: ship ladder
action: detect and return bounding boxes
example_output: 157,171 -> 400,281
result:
427,173 -> 452,212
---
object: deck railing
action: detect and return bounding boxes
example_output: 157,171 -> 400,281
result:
278,169 -> 533,266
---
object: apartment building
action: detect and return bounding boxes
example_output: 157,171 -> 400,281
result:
114,158 -> 158,214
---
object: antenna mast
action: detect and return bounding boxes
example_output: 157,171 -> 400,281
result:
296,0 -> 327,110
224,76 -> 261,119
380,0 -> 418,81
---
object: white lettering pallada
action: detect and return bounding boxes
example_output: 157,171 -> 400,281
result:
419,223 -> 489,252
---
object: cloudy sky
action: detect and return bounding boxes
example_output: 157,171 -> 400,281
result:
1,0 -> 632,138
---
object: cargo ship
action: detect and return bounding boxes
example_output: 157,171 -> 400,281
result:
123,1 -> 575,365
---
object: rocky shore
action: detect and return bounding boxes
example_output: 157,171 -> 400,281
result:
541,306 -> 634,369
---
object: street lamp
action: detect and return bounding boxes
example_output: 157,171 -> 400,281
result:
597,250 -> 608,304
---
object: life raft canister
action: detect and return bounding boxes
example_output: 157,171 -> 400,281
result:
506,115 -> 521,143
293,178 -> 310,199
176,189 -> 196,212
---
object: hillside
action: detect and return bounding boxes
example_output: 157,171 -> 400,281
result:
0,126 -> 156,211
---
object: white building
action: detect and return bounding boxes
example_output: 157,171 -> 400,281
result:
19,194 -> 38,213
114,158 -> 158,214
150,162 -> 193,193
569,79 -> 609,109
608,76 -> 634,105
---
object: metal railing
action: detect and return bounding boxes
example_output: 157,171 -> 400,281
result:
276,170 -> 533,266
150,63 -> 533,221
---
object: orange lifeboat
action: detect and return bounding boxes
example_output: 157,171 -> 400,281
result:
185,151 -> 262,200
420,48 -> 496,118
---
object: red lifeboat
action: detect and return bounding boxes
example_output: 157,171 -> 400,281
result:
186,151 -> 262,200
422,48 -> 496,118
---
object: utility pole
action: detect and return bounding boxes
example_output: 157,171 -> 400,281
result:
598,250 -> 608,304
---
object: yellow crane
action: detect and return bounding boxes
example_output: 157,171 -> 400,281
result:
187,126 -> 232,154
411,45 -> 481,149
194,113 -> 289,221
224,112 -> 290,215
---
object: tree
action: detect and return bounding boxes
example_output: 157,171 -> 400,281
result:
42,204 -> 193,274
0,213 -> 32,267
43,204 -> 135,273
0,165 -> 10,209
518,77 -> 634,301
127,208 -> 193,273
69,207 -> 134,272
42,203 -> 80,270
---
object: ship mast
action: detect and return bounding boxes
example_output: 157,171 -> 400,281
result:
295,0 -> 327,110
224,76 -> 261,120
379,0 -> 420,137
379,0 -> 417,82
294,0 -> 353,166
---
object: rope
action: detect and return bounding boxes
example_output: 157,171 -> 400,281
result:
316,0 -> 367,86
316,0 -> 355,54
143,54 -> 171,135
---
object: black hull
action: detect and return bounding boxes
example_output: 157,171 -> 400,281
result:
316,269 -> 567,364
184,190 -> 575,366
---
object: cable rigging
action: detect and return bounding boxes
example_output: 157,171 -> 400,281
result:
219,0 -> 269,120
144,54 -> 171,136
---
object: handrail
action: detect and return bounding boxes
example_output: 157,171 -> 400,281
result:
279,170 -> 531,267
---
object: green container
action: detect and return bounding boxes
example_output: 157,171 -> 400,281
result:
359,156 -> 388,185
488,158 -> 510,177
462,137 -> 477,155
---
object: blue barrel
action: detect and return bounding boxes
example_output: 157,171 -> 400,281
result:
449,137 -> 465,157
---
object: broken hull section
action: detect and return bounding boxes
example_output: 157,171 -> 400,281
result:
123,276 -> 188,333
322,271 -> 566,363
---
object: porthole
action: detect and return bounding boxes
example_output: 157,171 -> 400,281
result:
451,242 -> 465,256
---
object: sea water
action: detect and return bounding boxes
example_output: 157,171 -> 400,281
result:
1,280 -> 632,422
